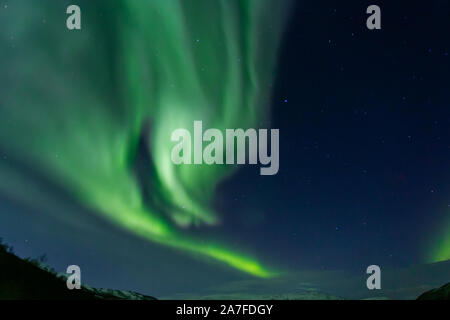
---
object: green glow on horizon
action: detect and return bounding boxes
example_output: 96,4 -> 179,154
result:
428,214 -> 450,263
0,0 -> 291,277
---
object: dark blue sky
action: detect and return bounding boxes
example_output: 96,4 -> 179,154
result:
215,0 -> 449,271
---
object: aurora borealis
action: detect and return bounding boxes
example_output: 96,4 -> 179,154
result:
0,0 -> 449,297
0,0 -> 291,277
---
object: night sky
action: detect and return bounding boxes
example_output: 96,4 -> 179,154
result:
0,0 -> 448,298
217,0 -> 450,270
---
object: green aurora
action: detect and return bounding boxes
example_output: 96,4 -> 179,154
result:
0,0 -> 448,277
0,0 -> 292,277
428,213 -> 450,263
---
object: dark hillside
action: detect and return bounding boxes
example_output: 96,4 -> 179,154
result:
0,239 -> 155,300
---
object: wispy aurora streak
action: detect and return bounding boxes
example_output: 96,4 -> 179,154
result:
0,0 -> 292,276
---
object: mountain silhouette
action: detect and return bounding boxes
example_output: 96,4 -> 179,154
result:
417,283 -> 450,300
0,239 -> 155,300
